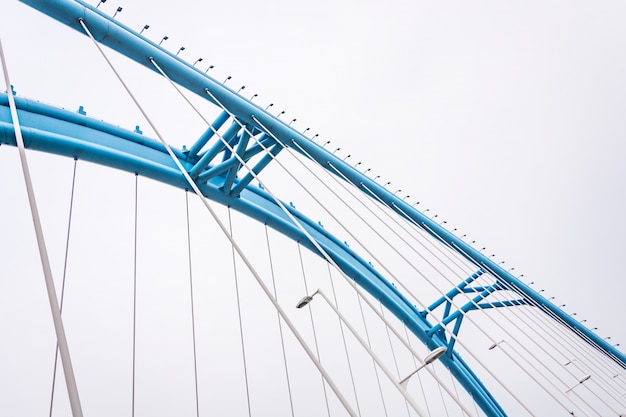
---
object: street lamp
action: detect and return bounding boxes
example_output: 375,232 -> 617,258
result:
488,339 -> 505,350
296,289 -> 430,417
398,346 -> 447,388
565,374 -> 591,393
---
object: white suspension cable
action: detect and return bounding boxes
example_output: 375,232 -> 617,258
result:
184,191 -> 201,417
379,303 -> 414,417
334,173 -> 598,415
324,263 -> 364,417
391,206 -> 623,413
431,365 -> 452,417
309,289 -> 430,417
274,144 -> 534,414
156,64 -> 457,414
0,37 -> 83,417
48,158 -> 78,417
354,281 -> 391,417
263,226 -> 296,417
402,326 -> 433,416
132,173 -> 138,417
227,208 -> 253,417
147,53 -> 534,416
475,268 -> 625,412
241,117 -> 497,416
502,282 -> 626,407
296,243 -> 332,417
78,19 -> 359,417
498,279 -> 626,390
453,254 -> 613,413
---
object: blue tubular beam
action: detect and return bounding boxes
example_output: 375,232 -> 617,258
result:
16,0 -> 626,413
472,300 -> 528,310
1,91 -> 508,417
231,143 -> 283,197
222,128 -> 251,194
463,286 -> 498,293
427,269 -> 484,312
187,110 -> 229,158
189,121 -> 240,178
240,133 -> 274,159
447,314 -> 464,351
195,157 -> 239,183
428,285 -> 500,337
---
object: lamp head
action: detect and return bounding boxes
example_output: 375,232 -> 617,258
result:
424,346 -> 447,364
296,295 -> 314,309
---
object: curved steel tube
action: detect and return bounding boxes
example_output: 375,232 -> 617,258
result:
1,92 -> 506,416
11,0 -> 626,414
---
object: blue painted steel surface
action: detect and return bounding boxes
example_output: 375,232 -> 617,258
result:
1,93 -> 506,416
10,0 -> 626,414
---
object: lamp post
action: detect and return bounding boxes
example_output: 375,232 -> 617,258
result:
565,374 -> 591,393
398,346 -> 447,388
297,289 -> 446,417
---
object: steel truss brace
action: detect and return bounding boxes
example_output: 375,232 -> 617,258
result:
425,271 -> 529,351
186,115 -> 281,195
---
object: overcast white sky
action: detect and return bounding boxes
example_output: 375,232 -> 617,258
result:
2,0 -> 626,414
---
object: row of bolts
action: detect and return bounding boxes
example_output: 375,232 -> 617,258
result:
91,0 -> 618,348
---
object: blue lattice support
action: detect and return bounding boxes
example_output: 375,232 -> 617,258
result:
428,284 -> 502,338
189,121 -> 240,177
231,143 -> 283,197
14,1 -> 626,414
427,269 -> 484,316
222,126 -> 251,194
187,110 -> 229,158
0,91 -> 509,416
195,157 -> 239,183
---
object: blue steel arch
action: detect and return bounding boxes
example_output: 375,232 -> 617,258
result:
0,91 -> 505,416
5,0 -> 626,415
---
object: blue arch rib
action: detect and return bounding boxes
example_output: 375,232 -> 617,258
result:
10,0 -> 626,413
1,92 -> 506,416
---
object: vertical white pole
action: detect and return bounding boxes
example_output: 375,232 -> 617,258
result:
0,38 -> 84,417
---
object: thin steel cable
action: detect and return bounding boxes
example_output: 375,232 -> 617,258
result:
297,243 -> 332,417
185,191 -> 201,417
263,226 -> 296,417
354,287 -> 389,417
443,243 -> 594,414
391,199 -> 620,405
394,211 -> 618,413
49,158 -> 78,417
132,173 -> 138,417
333,172 -> 589,414
150,50 -> 616,412
484,271 -> 626,386
276,143 -> 531,413
403,326 -> 433,416
0,37 -> 83,417
199,86 -> 475,414
80,21 -> 358,415
228,208 -> 252,417
409,225 -> 608,388
148,51 -> 549,416
325,263 -> 363,417
500,282 -> 626,407
150,56 -> 465,382
234,124 -> 479,415
522,301 -> 626,394
510,285 -> 625,384
472,271 -> 625,412
188,84 -> 435,414
271,141 -> 536,415
379,304 -> 412,417
430,364 -> 451,417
